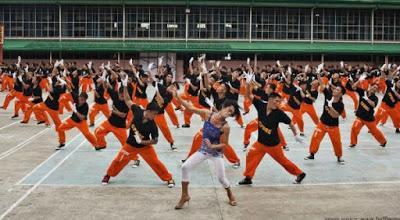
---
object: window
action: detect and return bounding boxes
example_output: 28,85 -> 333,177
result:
374,9 -> 400,41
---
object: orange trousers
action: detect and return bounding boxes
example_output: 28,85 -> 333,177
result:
346,90 -> 359,110
2,90 -> 21,110
284,104 -> 304,133
180,94 -> 202,125
59,118 -> 97,147
106,143 -> 172,181
186,130 -> 240,164
243,141 -> 303,179
23,102 -> 47,123
350,118 -> 386,146
89,103 -> 111,125
94,120 -> 127,148
1,76 -> 13,92
300,103 -> 319,125
39,78 -> 49,92
59,93 -> 73,114
243,118 -> 287,146
374,103 -> 400,128
33,102 -> 65,144
15,95 -> 30,115
81,77 -> 93,93
164,102 -> 179,126
133,97 -> 149,109
243,97 -> 252,113
172,96 -> 181,109
154,113 -> 174,144
309,122 -> 342,157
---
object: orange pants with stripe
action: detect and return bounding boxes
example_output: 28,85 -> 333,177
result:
243,141 -> 303,179
59,93 -> 73,114
81,77 -> 93,93
89,103 -> 110,125
186,130 -> 240,164
106,143 -> 173,181
1,75 -> 13,92
2,90 -> 21,111
350,117 -> 386,146
15,95 -> 30,115
23,102 -> 47,123
243,119 -> 287,147
374,103 -> 400,128
95,120 -> 127,148
309,122 -> 342,158
154,113 -> 174,144
300,103 -> 319,125
165,102 -> 179,126
59,118 -> 97,147
284,104 -> 304,133
33,102 -> 65,144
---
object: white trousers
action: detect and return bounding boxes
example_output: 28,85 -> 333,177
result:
181,151 -> 230,188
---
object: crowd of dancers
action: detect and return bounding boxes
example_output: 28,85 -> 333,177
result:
0,55 -> 399,209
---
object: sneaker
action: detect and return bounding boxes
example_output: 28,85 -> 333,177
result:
232,162 -> 240,169
95,146 -> 106,151
176,124 -> 180,128
56,143 -> 65,150
182,124 -> 190,128
37,121 -> 45,125
175,107 -> 182,111
337,157 -> 345,165
380,142 -> 387,147
181,159 -> 187,163
243,111 -> 249,115
396,128 -> 400,133
11,115 -> 19,119
243,143 -> 249,152
294,172 -> 306,184
170,143 -> 178,151
238,177 -> 253,185
348,144 -> 356,148
299,133 -> 305,137
102,175 -> 110,185
131,160 -> 140,168
304,154 -> 314,160
167,179 -> 175,188
89,123 -> 95,127
20,121 -> 28,124
283,146 -> 289,151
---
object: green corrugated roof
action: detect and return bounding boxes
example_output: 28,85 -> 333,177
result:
4,39 -> 400,54
0,0 -> 400,8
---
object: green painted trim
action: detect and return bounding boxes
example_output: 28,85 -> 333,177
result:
4,39 -> 400,54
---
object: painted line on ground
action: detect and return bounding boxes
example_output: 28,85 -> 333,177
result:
0,121 -> 20,131
0,138 -> 88,220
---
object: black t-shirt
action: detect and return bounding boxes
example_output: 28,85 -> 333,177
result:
287,85 -> 303,110
44,85 -> 64,110
134,82 -> 148,99
215,96 -> 226,111
226,79 -> 240,101
382,80 -> 398,108
32,85 -> 43,104
71,75 -> 80,94
107,88 -> 129,128
253,98 -> 291,146
187,75 -> 200,97
71,92 -> 89,123
23,81 -> 33,96
303,88 -> 318,105
199,89 -> 212,109
355,88 -> 378,122
94,82 -> 107,104
320,88 -> 344,127
14,79 -> 23,92
126,105 -> 159,148
150,83 -> 172,114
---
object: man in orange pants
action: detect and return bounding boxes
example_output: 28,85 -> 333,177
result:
89,76 -> 110,127
305,74 -> 346,164
300,79 -> 319,126
58,92 -> 97,149
33,75 -> 67,148
349,83 -> 386,148
282,80 -> 306,136
374,77 -> 400,133
94,85 -> 129,150
1,69 -> 13,92
238,92 -> 306,185
21,76 -> 47,124
102,83 -> 175,187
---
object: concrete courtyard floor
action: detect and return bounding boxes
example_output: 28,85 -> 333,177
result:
0,88 -> 399,220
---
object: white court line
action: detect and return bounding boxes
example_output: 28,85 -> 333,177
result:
15,116 -> 105,185
16,180 -> 400,188
0,121 -> 19,131
0,138 -> 88,220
